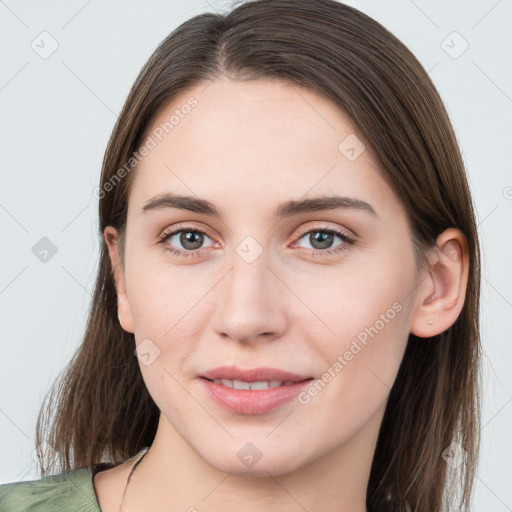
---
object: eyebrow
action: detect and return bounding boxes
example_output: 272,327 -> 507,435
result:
141,193 -> 378,219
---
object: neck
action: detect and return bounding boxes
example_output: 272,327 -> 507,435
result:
121,411 -> 382,512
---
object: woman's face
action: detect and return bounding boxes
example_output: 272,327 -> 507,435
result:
107,78 -> 427,476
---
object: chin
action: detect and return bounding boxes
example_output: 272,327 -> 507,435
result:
198,440 -> 311,478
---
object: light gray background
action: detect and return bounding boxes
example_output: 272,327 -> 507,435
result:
1,0 -> 511,510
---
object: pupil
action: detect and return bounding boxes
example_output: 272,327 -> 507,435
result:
177,230 -> 334,251
181,231 -> 203,250
311,232 -> 333,249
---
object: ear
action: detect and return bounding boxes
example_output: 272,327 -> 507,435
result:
410,227 -> 469,338
104,226 -> 135,333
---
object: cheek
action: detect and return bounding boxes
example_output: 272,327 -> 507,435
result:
291,290 -> 411,455
295,250 -> 415,428
125,269 -> 200,405
126,255 -> 207,338
297,302 -> 410,447
129,268 -> 207,417
303,257 -> 412,349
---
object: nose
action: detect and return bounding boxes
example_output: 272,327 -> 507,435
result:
212,248 -> 289,345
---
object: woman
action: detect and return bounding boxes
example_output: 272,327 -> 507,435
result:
0,0 -> 481,511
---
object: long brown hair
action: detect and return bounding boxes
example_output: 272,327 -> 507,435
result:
35,1 -> 481,510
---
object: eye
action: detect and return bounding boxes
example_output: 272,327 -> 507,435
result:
158,226 -> 215,257
292,226 -> 354,256
158,224 -> 355,258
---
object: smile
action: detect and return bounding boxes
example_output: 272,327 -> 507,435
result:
207,378 -> 296,390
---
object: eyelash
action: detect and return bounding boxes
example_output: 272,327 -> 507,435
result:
157,224 -> 355,259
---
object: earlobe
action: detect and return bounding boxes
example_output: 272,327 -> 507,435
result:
103,226 -> 135,333
410,228 -> 469,338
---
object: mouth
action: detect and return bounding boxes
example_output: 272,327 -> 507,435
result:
201,377 -> 312,390
200,365 -> 314,384
198,366 -> 315,414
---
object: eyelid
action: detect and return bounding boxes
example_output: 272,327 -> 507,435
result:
158,221 -> 355,256
158,222 -> 217,243
159,222 -> 354,244
293,222 -> 355,240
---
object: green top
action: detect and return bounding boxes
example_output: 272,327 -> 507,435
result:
0,466 -> 103,512
0,449 -> 148,512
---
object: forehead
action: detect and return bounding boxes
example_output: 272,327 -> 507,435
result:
129,78 -> 397,219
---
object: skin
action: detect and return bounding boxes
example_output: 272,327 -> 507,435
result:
96,78 -> 469,512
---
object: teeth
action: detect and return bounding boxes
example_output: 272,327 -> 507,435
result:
212,379 -> 293,390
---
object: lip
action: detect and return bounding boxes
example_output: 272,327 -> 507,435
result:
199,366 -> 314,415
201,365 -> 312,383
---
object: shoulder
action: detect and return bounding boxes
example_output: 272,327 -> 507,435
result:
0,466 -> 102,512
